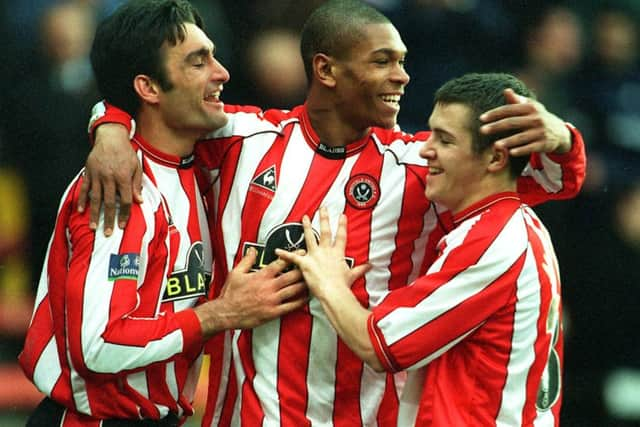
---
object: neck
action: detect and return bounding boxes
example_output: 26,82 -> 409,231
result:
136,109 -> 199,157
452,176 -> 516,215
306,89 -> 370,147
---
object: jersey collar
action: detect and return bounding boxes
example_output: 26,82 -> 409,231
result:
299,104 -> 371,159
453,192 -> 521,225
132,134 -> 195,169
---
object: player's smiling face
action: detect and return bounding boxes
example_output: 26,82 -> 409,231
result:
421,102 -> 489,214
158,23 -> 230,136
333,23 -> 409,131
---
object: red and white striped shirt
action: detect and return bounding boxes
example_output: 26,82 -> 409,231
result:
193,104 -> 584,427
19,134 -> 211,422
369,193 -> 563,426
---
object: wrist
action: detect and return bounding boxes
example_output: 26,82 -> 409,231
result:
553,124 -> 572,154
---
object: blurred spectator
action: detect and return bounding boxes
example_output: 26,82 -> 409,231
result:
514,4 -> 584,118
573,6 -> 640,191
2,1 -> 99,282
237,28 -> 307,109
559,181 -> 640,427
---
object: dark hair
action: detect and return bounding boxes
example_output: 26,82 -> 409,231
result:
433,73 -> 535,178
300,0 -> 390,82
90,0 -> 204,117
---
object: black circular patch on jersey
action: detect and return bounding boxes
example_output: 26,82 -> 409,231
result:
345,174 -> 380,210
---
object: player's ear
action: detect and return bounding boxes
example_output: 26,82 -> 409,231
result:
313,53 -> 337,88
487,145 -> 509,173
133,74 -> 161,105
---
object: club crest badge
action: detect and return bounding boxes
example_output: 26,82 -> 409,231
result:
345,174 -> 380,210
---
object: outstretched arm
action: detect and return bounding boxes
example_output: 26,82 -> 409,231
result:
275,208 -> 379,370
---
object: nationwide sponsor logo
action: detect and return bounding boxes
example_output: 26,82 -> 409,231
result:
163,241 -> 211,302
345,174 -> 380,210
108,253 -> 140,281
243,222 -> 354,272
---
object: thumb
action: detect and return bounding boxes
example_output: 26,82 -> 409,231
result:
349,263 -> 372,285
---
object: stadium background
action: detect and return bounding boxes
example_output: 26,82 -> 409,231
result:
1,1 -> 639,425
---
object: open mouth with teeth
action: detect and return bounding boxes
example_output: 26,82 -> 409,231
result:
380,94 -> 401,107
429,167 -> 444,176
204,91 -> 221,103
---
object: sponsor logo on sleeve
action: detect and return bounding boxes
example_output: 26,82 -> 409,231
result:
108,253 -> 141,281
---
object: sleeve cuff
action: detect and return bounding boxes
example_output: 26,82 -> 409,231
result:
87,101 -> 136,144
175,309 -> 204,360
367,312 -> 399,372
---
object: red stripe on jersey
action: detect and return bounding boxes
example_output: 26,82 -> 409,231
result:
234,125 -> 294,266
277,152 -> 346,427
217,356 -> 238,427
376,373 -> 400,427
238,333 -> 265,426
333,141 -> 380,427
19,296 -> 54,380
387,165 -> 430,291
180,167 -> 203,242
209,137 -> 244,298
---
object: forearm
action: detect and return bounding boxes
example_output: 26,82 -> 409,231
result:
314,284 -> 384,372
192,299 -> 238,340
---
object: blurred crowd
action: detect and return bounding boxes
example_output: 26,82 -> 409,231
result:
0,1 -> 639,426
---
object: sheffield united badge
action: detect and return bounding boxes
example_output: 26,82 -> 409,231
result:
345,174 -> 380,210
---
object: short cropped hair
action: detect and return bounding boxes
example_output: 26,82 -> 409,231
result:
90,0 -> 204,116
433,73 -> 535,178
300,0 -> 390,82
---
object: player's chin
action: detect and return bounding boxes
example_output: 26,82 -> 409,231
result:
375,115 -> 398,129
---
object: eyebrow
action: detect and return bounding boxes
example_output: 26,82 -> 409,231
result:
371,48 -> 407,57
430,127 -> 456,139
185,45 -> 215,63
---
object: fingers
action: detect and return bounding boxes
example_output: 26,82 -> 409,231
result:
262,252 -> 296,276
117,180 -> 132,231
132,163 -> 144,204
88,176 -> 103,232
301,215 -> 318,250
317,207 -> 333,246
502,88 -> 528,105
77,171 -> 91,214
234,247 -> 258,273
349,263 -> 371,284
273,294 -> 310,317
276,281 -> 307,302
274,248 -> 301,266
275,267 -> 303,287
494,128 -> 546,154
334,214 -> 348,253
102,179 -> 117,236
